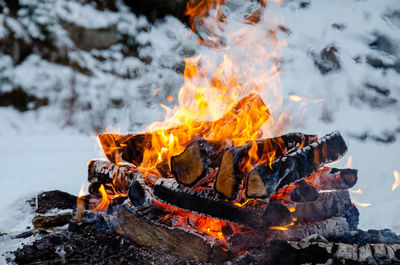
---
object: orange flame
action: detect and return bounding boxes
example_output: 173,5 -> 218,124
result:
351,199 -> 371,208
392,170 -> 400,191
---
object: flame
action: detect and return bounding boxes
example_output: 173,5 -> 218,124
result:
350,189 -> 362,195
155,200 -> 231,241
351,199 -> 371,207
93,184 -> 127,211
392,170 -> 400,191
289,94 -> 302,102
345,156 -> 352,168
270,222 -> 294,231
78,183 -> 87,198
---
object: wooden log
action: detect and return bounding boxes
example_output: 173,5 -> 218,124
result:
267,237 -> 400,265
214,145 -> 249,199
246,131 -> 348,198
32,213 -> 73,229
88,159 -> 143,194
170,140 -> 224,186
226,217 -> 350,253
293,190 -> 359,230
153,178 -> 291,231
305,167 -> 358,191
98,93 -> 270,166
171,132 -> 317,196
117,201 -> 235,264
289,180 -> 319,203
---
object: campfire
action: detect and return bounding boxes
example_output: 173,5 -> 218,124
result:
79,1 -> 365,263
84,90 -> 359,262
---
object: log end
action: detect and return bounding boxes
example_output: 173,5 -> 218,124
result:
246,169 -> 267,198
290,181 -> 319,203
171,141 -> 204,186
215,150 -> 239,199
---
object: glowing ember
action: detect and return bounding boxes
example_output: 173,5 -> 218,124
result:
392,170 -> 400,191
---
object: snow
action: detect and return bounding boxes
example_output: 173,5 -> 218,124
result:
1,0 -> 400,261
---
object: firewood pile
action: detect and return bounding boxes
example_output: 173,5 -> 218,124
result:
83,93 -> 369,263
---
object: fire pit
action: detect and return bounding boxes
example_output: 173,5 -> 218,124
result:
85,93 -> 362,263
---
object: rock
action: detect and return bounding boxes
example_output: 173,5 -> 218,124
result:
313,45 -> 341,75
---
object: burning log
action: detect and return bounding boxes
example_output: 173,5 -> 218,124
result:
246,131 -> 348,198
305,167 -> 358,191
153,178 -> 292,231
214,144 -> 249,199
171,140 -> 223,186
289,180 -> 319,203
98,93 -> 270,166
88,159 -> 143,193
293,190 -> 359,230
117,201 -> 234,263
171,132 -> 317,196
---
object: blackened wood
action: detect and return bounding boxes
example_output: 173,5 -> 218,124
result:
117,202 -> 235,263
171,132 -> 317,195
246,131 -> 348,198
289,180 -> 319,203
305,167 -> 358,191
88,160 -> 142,193
226,217 -> 350,253
293,190 -> 359,230
268,237 -> 400,265
170,140 -> 223,186
99,93 -> 270,166
32,213 -> 73,229
153,178 -> 291,231
128,180 -> 146,207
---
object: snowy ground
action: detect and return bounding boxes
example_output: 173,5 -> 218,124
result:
1,0 -> 400,262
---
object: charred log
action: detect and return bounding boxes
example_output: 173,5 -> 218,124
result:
171,140 -> 223,186
289,180 -> 319,203
153,178 -> 291,231
99,93 -> 270,165
246,131 -> 348,198
171,132 -> 317,196
117,201 -> 235,264
305,167 -> 358,190
293,190 -> 359,230
88,160 -> 143,193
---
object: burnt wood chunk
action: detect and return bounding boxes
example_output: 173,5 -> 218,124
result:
170,140 -> 223,186
117,202 -> 235,263
32,213 -> 73,229
305,167 -> 358,190
153,178 -> 291,231
294,190 -> 359,230
247,131 -> 348,198
290,180 -> 319,203
87,160 -> 142,194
